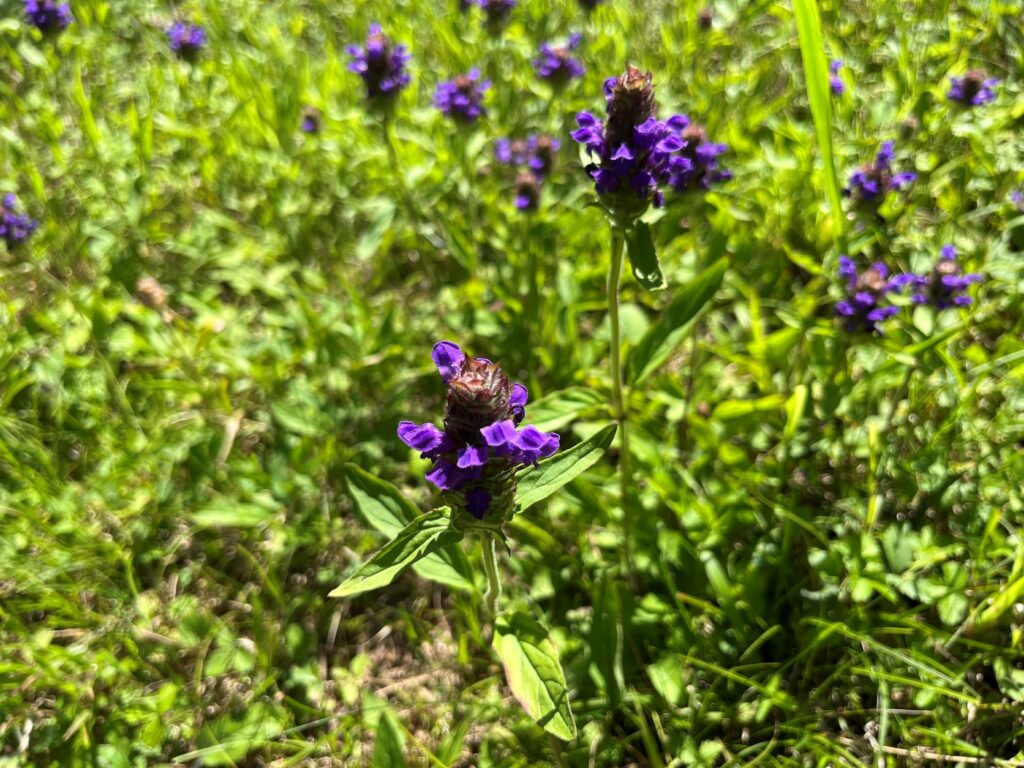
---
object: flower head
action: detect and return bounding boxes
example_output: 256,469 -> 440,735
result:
300,107 -> 321,134
495,135 -> 559,210
0,193 -> 39,250
1012,190 -> 1024,212
829,59 -> 845,96
901,245 -> 983,310
24,0 -> 72,32
475,0 -> 515,30
346,24 -> 411,103
578,0 -> 604,8
398,341 -> 559,521
697,7 -> 714,29
947,71 -> 998,107
435,70 -> 490,123
534,33 -> 585,85
167,22 -> 206,59
844,141 -> 916,206
834,256 -> 902,333
572,66 -> 728,219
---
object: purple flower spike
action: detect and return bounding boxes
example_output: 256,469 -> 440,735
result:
346,24 -> 411,103
534,33 -> 585,85
844,140 -> 916,207
495,135 -> 559,210
948,71 -> 998,107
433,340 -> 465,382
899,244 -> 983,310
0,192 -> 38,250
572,66 -> 728,222
829,59 -> 845,96
400,343 -> 560,521
834,257 -> 903,334
168,21 -> 206,59
435,70 -> 490,123
24,0 -> 72,32
475,0 -> 516,30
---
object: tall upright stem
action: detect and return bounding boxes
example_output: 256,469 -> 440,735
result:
607,227 -> 633,569
482,534 -> 502,618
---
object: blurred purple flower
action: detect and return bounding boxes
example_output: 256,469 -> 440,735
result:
24,0 -> 72,32
947,71 -> 998,107
899,245 -> 983,310
168,22 -> 206,59
0,193 -> 39,250
829,59 -> 845,96
435,69 -> 490,123
346,24 -> 411,102
475,0 -> 516,29
301,107 -> 320,134
398,341 -> 558,519
534,33 -> 585,85
844,141 -> 916,205
834,256 -> 902,333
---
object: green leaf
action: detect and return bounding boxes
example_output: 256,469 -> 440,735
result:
625,222 -> 664,291
494,611 -> 577,741
589,572 -> 625,709
344,466 -> 474,591
515,423 -> 616,513
180,702 -> 287,765
371,710 -> 407,768
629,258 -> 728,385
792,0 -> 845,248
329,508 -> 461,598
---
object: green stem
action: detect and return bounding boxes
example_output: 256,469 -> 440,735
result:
482,534 -> 502,618
607,227 -> 634,570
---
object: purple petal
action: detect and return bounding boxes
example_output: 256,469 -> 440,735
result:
432,340 -> 464,382
481,419 -> 517,447
457,444 -> 488,468
397,421 -> 444,452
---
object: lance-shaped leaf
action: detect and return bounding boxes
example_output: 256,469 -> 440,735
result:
329,508 -> 461,598
494,611 -> 577,741
625,221 -> 664,291
344,466 -> 474,591
515,423 -> 616,513
629,258 -> 728,385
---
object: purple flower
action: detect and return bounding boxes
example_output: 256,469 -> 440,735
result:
435,70 -> 490,123
947,71 -> 998,107
398,341 -> 559,520
24,0 -> 71,32
495,134 -> 559,210
346,24 -> 411,102
571,67 -> 729,221
844,141 -> 916,206
167,22 -> 206,59
475,0 -> 516,29
534,33 -> 585,85
1012,190 -> 1024,211
829,60 -> 845,96
834,256 -> 902,333
300,107 -> 320,134
900,245 -> 983,310
0,192 -> 38,250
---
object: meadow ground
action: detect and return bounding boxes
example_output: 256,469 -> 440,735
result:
2,0 -> 1024,765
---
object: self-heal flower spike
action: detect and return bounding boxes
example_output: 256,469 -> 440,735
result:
495,135 -> 560,178
573,67 -> 724,221
534,33 -> 585,86
947,71 -> 998,107
668,121 -> 732,193
902,245 -> 983,310
167,22 -> 206,59
300,107 -> 321,134
398,341 -> 559,521
435,70 -> 490,123
844,141 -> 916,206
514,173 -> 541,211
0,193 -> 38,250
475,0 -> 515,30
834,256 -> 902,334
24,0 -> 72,32
829,60 -> 845,96
346,24 -> 411,102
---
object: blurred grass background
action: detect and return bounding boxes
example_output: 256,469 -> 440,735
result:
2,0 -> 1024,764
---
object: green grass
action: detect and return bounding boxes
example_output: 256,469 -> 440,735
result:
2,0 -> 1024,765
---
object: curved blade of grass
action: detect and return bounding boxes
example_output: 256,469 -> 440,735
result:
792,0 -> 845,251
515,423 -> 617,513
